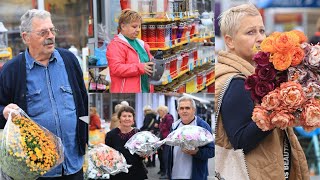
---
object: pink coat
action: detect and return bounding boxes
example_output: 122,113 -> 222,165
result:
106,33 -> 154,93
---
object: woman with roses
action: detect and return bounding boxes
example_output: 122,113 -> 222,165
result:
215,3 -> 309,180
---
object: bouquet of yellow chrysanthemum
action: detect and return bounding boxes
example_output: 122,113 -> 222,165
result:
0,108 -> 64,180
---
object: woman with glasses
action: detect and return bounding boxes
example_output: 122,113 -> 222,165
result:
106,9 -> 154,93
0,9 -> 87,179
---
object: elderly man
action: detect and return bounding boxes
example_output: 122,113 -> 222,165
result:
0,9 -> 87,179
167,96 -> 214,180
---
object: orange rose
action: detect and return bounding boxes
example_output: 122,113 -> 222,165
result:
291,30 -> 308,43
290,46 -> 305,66
261,88 -> 281,111
301,98 -> 320,127
260,36 -> 276,53
279,81 -> 306,110
252,106 -> 273,131
270,110 -> 295,129
273,32 -> 298,53
271,52 -> 292,71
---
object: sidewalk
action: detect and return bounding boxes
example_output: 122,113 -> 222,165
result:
145,155 -> 214,180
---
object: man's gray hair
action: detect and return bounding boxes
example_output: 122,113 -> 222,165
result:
20,9 -> 51,36
177,96 -> 196,110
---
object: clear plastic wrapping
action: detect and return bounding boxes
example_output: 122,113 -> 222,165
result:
88,144 -> 131,179
164,125 -> 214,150
0,108 -> 64,180
124,131 -> 163,157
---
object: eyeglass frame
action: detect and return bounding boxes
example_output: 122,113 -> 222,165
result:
28,27 -> 59,37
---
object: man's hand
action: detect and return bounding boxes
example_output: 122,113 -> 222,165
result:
3,104 -> 19,120
182,147 -> 199,155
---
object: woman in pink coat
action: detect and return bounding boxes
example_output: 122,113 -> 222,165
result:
107,9 -> 154,93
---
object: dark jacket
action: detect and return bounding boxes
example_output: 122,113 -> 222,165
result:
0,48 -> 88,155
167,116 -> 215,180
140,110 -> 157,132
309,32 -> 320,45
105,128 -> 148,180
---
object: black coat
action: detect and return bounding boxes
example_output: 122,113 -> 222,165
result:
105,128 -> 148,180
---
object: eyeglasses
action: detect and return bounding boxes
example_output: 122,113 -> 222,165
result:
179,106 -> 192,111
30,27 -> 58,37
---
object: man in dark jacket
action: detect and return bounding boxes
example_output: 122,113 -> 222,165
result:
167,96 -> 214,180
0,9 -> 87,179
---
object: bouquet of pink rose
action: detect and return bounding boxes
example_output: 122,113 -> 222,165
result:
87,144 -> 131,179
245,30 -> 320,132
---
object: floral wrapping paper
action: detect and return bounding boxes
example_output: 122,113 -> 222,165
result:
87,144 -> 131,179
124,131 -> 162,157
0,109 -> 64,180
163,125 -> 214,150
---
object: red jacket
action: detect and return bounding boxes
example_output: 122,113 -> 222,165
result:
89,114 -> 101,130
106,33 -> 154,93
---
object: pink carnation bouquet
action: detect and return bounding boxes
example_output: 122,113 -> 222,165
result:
163,125 -> 214,150
245,30 -> 320,131
124,131 -> 162,157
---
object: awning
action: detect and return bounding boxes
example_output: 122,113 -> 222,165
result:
256,0 -> 320,8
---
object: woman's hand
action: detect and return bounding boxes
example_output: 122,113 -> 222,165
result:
144,62 -> 154,76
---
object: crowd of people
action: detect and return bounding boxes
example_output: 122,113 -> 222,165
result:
89,96 -> 214,180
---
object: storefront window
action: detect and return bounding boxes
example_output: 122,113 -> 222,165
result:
44,0 -> 89,52
0,0 -> 34,56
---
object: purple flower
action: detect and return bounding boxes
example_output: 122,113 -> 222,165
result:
255,64 -> 277,81
255,81 -> 275,97
253,51 -> 271,67
245,74 -> 259,90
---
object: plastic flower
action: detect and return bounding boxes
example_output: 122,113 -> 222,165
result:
124,131 -> 161,157
279,81 -> 306,111
261,88 -> 281,111
163,125 -> 214,150
300,99 -> 320,127
88,144 -> 131,178
270,110 -> 295,129
252,106 -> 273,131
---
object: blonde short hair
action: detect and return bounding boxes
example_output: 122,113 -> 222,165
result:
157,105 -> 168,114
90,107 -> 97,115
219,4 -> 261,37
118,9 -> 142,30
114,104 -> 122,113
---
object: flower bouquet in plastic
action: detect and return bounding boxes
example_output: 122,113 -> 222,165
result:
163,125 -> 214,150
0,108 -> 64,180
124,131 -> 162,157
87,143 -> 131,179
245,30 -> 320,131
